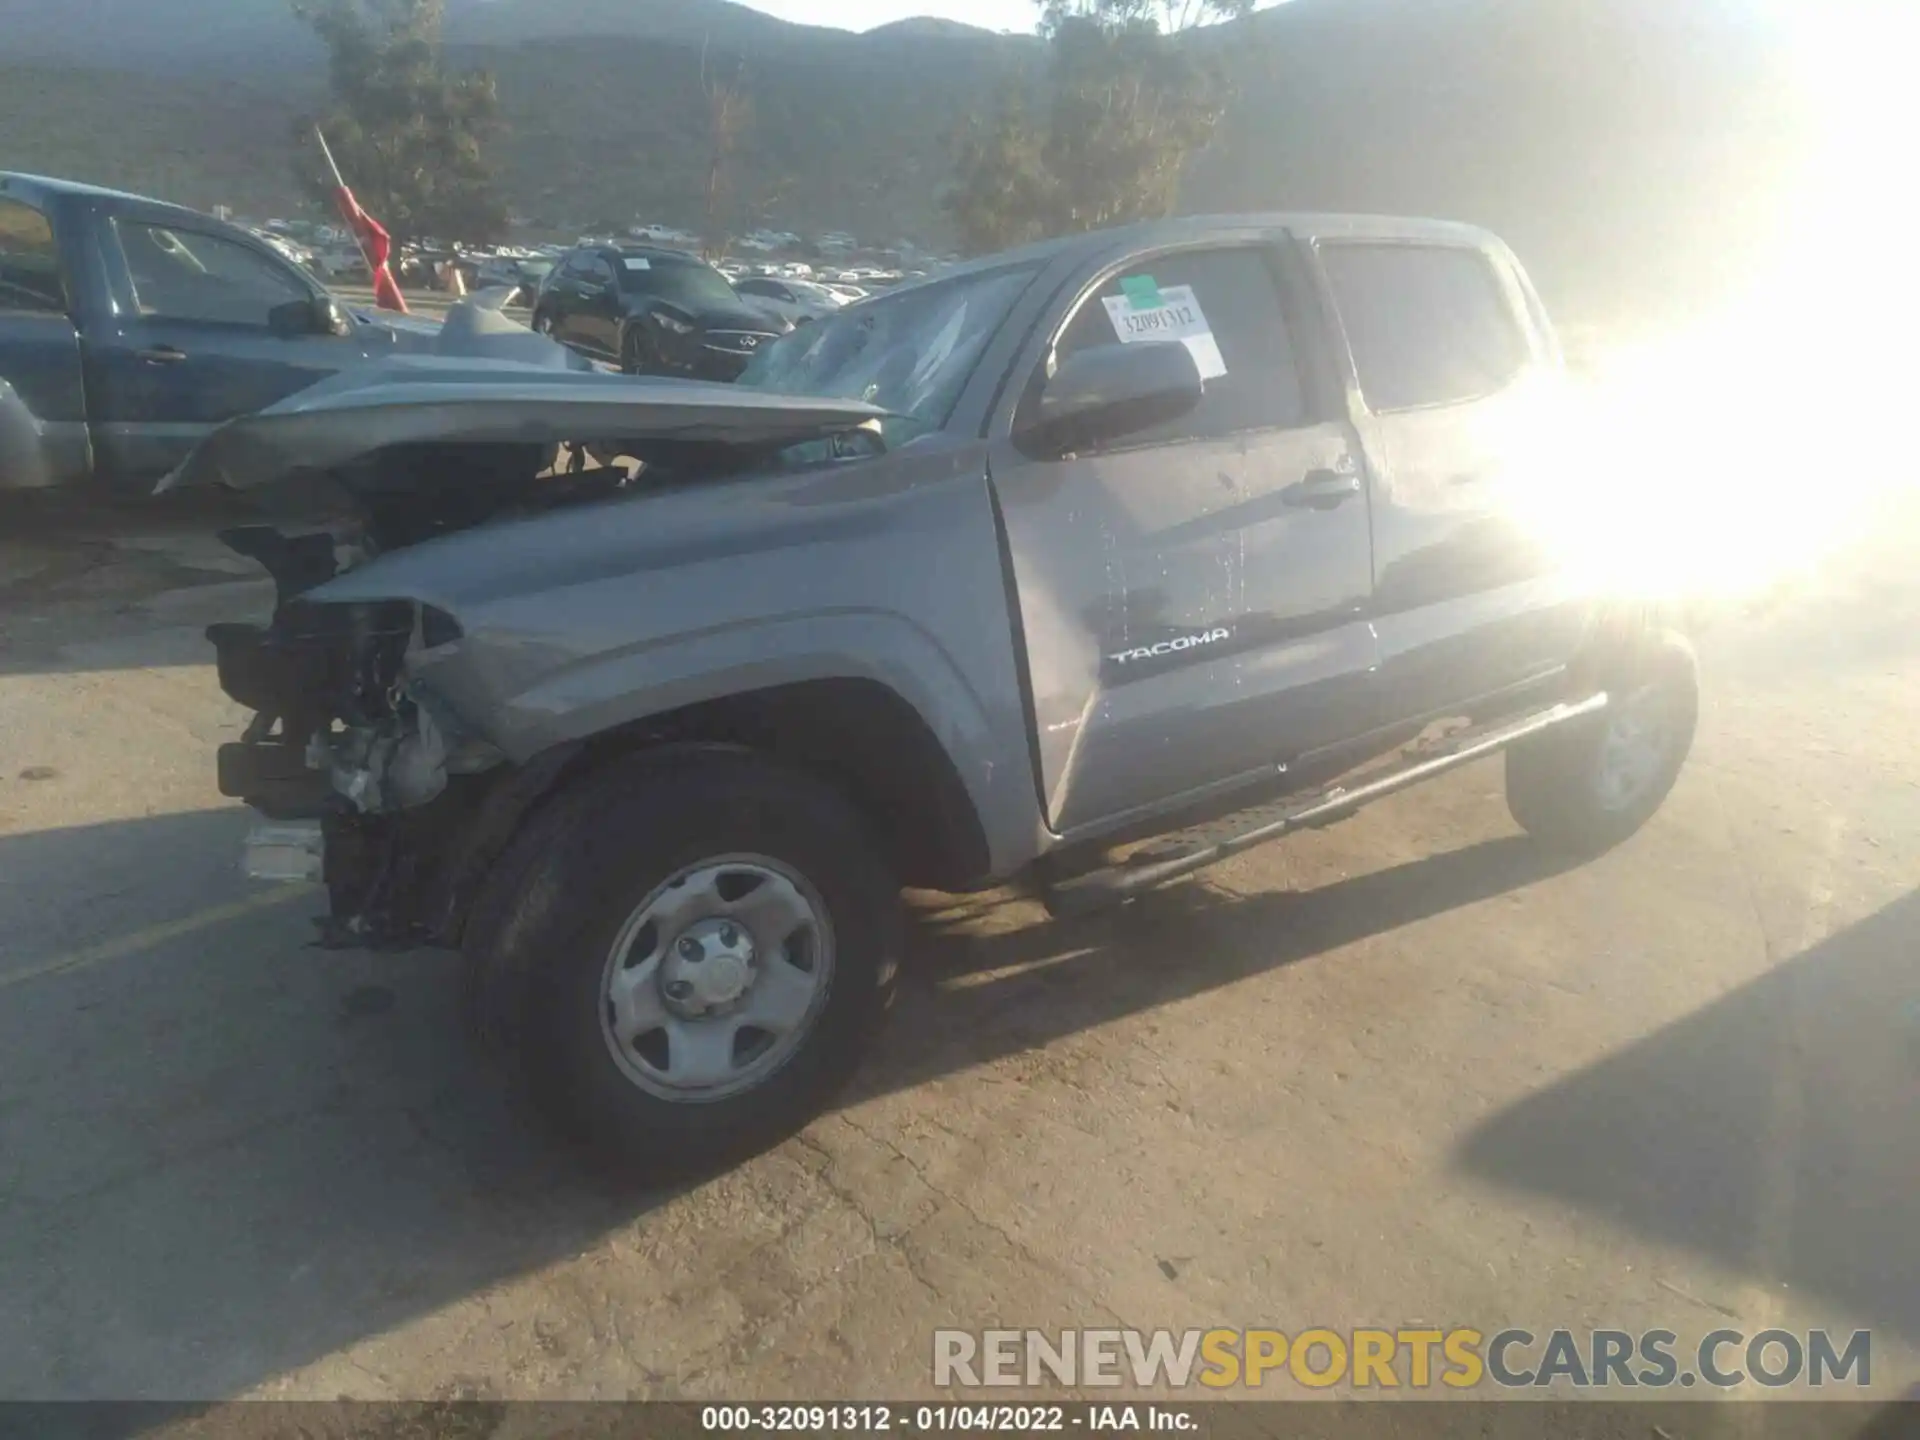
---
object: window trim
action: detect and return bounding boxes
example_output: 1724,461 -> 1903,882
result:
1310,236 -> 1533,417
112,218 -> 317,330
1014,238 -> 1319,456
0,196 -> 71,317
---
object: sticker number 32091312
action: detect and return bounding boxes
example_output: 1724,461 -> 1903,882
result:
1101,281 -> 1228,381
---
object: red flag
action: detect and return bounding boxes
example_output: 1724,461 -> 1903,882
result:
333,184 -> 408,314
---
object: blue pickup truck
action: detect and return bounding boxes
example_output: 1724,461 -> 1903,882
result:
0,172 -> 436,492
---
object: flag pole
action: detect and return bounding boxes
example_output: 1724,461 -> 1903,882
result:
313,125 -> 376,280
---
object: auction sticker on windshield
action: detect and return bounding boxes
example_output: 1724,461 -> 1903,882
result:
623,257 -> 652,270
1103,281 -> 1227,380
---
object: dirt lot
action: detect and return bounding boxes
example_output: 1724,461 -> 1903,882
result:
0,489 -> 1915,1404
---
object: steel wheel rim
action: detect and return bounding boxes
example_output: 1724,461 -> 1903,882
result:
598,854 -> 835,1102
1595,684 -> 1672,812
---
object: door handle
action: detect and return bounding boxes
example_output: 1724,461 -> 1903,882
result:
136,346 -> 188,365
1282,469 -> 1363,509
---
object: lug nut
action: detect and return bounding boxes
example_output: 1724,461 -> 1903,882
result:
665,980 -> 695,1001
719,924 -> 739,948
677,937 -> 702,961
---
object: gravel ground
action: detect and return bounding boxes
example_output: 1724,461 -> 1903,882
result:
0,487 -> 1914,1405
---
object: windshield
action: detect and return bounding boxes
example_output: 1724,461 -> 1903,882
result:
618,254 -> 740,308
737,264 -> 1038,440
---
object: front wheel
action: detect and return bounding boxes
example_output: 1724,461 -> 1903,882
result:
619,328 -> 656,375
465,749 -> 901,1176
1506,629 -> 1699,856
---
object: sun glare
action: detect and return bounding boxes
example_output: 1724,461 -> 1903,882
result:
1515,0 -> 1919,607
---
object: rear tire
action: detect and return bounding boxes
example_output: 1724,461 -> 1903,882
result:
465,748 -> 900,1178
1506,629 -> 1699,856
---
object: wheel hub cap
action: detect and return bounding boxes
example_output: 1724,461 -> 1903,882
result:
598,856 -> 835,1102
1597,686 -> 1670,810
661,919 -> 757,1015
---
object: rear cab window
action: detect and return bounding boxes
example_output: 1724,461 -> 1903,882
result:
0,197 -> 69,315
1317,242 -> 1528,412
1027,245 -> 1310,448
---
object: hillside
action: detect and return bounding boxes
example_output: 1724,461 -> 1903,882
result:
0,0 -> 1815,323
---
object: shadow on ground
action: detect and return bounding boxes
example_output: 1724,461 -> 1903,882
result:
0,806 -> 1577,1403
7,803 -> 1911,1409
1457,887 -> 1919,1341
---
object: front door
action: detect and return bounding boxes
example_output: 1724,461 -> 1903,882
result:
89,215 -> 366,481
987,241 -> 1379,837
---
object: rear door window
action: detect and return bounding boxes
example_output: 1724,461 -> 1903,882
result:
1041,246 -> 1308,446
1318,243 -> 1527,412
0,198 -> 67,314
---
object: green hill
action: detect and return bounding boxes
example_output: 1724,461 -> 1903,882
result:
0,0 -> 1813,324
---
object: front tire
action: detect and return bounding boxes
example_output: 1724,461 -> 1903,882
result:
619,328 -> 655,376
1506,629 -> 1699,856
466,748 -> 901,1177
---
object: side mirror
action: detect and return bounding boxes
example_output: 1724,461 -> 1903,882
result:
316,296 -> 352,336
268,296 -> 349,338
1021,342 -> 1204,458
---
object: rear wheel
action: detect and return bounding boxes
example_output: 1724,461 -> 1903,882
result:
466,748 -> 900,1176
1506,630 -> 1699,855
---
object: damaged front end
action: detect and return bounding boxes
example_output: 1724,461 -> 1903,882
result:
211,579 -> 549,951
187,337 -> 889,951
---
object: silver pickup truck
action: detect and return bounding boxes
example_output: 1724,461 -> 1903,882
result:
191,213 -> 1698,1173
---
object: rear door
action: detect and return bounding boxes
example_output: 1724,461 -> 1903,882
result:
0,194 -> 90,487
1310,237 -> 1585,722
89,213 -> 369,480
987,238 -> 1379,837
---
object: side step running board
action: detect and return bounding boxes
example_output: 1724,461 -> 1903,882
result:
1042,692 -> 1610,917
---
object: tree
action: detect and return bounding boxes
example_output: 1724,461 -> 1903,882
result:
943,0 -> 1253,254
289,0 -> 507,246
700,46 -> 755,260
943,84 -> 1052,254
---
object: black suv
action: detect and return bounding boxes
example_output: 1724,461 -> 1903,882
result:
530,244 -> 789,379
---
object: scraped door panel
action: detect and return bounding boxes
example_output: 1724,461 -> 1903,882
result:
991,244 -> 1378,837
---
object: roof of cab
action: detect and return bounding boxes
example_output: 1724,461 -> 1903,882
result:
0,171 -> 226,227
893,212 -> 1506,294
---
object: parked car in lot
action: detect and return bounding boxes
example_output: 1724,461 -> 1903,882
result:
473,254 -> 554,307
530,242 -> 788,378
0,171 -> 438,491
732,275 -> 847,325
191,212 -> 1697,1174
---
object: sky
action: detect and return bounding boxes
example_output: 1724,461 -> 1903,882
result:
743,0 -> 1043,30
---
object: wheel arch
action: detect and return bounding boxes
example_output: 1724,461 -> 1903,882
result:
448,676 -> 995,953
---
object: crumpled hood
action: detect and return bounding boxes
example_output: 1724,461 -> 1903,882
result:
355,309 -> 443,343
158,356 -> 886,493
